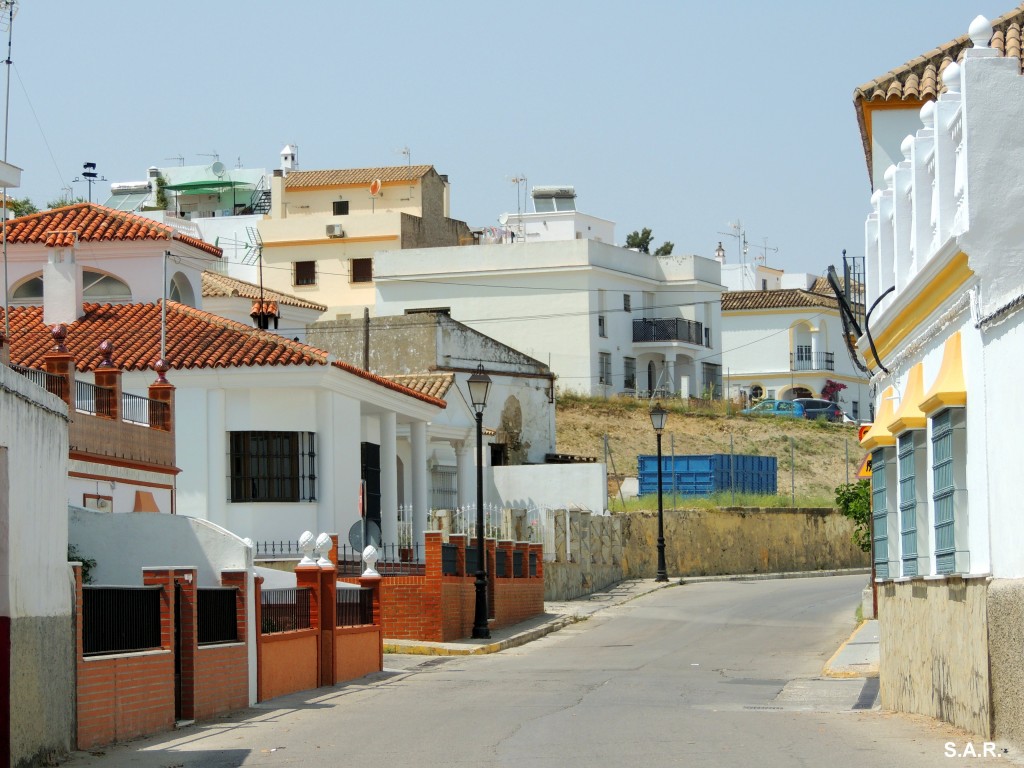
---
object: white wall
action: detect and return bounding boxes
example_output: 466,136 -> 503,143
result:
0,365 -> 70,618
492,463 -> 608,516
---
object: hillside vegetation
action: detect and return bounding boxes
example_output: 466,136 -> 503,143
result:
554,394 -> 867,508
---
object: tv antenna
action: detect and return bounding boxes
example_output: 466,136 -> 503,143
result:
164,155 -> 185,167
1,0 -> 16,340
509,174 -> 527,241
397,146 -> 411,166
749,238 -> 778,265
197,151 -> 219,164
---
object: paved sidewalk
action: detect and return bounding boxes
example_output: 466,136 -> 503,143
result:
822,618 -> 879,678
384,578 -> 673,655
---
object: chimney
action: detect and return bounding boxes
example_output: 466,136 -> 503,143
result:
280,144 -> 298,173
43,243 -> 84,326
271,169 -> 286,219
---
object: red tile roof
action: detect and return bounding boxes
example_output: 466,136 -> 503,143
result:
722,289 -> 839,312
284,165 -> 434,189
853,5 -> 1024,184
1,302 -> 445,408
202,271 -> 327,312
2,203 -> 223,258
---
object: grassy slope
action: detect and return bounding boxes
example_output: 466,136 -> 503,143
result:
554,395 -> 867,507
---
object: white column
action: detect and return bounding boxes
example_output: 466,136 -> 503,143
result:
455,438 -> 474,509
380,412 -> 398,547
206,388 -> 227,530
810,332 -> 820,370
666,358 -> 676,394
411,421 -> 429,546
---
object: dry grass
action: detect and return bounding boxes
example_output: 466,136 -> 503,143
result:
554,393 -> 867,508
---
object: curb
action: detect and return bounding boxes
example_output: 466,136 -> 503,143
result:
821,620 -> 880,679
679,568 -> 870,585
384,615 -> 581,657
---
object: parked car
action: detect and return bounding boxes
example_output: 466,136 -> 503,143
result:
793,398 -> 843,422
740,399 -> 805,418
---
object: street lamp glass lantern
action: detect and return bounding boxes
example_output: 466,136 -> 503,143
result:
649,402 -> 668,434
467,364 -> 492,413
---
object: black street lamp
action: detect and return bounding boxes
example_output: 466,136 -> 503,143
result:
650,402 -> 669,582
467,363 -> 492,639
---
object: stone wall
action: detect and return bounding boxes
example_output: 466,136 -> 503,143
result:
987,579 -> 1024,749
877,577 -> 992,738
544,510 -> 624,601
619,507 -> 868,578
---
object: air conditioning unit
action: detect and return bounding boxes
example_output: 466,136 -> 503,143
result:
326,224 -> 345,238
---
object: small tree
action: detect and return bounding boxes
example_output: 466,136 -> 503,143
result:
835,479 -> 871,552
4,196 -> 38,217
625,227 -> 674,256
46,194 -> 86,209
654,241 -> 674,256
821,379 -> 847,402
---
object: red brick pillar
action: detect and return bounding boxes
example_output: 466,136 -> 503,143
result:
0,331 -> 9,366
485,538 -> 497,619
514,542 -> 529,579
358,574 -> 384,671
328,534 -> 339,568
42,324 -> 74,407
425,532 -> 443,579
530,543 -> 544,580
318,565 -> 336,687
92,340 -> 121,420
253,575 -> 265,702
142,567 -> 196,720
450,534 -> 467,577
148,359 -> 175,433
295,566 -> 321,684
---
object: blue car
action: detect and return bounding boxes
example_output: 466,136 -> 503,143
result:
740,399 -> 806,418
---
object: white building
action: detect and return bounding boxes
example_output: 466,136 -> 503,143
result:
855,11 -> 1024,747
375,238 -> 725,398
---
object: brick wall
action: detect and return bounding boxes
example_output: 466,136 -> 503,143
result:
193,571 -> 249,720
75,565 -> 176,750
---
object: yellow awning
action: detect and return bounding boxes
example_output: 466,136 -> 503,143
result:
920,332 -> 967,415
888,363 -> 927,434
860,385 -> 898,450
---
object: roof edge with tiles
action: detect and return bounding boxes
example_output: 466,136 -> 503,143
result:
852,4 -> 1024,185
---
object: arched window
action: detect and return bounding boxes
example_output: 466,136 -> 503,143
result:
168,271 -> 196,307
10,269 -> 131,305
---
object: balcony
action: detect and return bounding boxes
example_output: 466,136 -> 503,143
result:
790,351 -> 835,372
632,317 -> 704,346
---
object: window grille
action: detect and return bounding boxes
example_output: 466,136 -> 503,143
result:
332,200 -> 349,216
294,260 -> 316,286
871,448 -> 889,579
431,465 -> 457,510
598,353 -> 611,385
351,258 -> 373,283
898,433 -> 918,577
932,410 -> 956,574
623,357 -> 636,390
228,431 -> 316,502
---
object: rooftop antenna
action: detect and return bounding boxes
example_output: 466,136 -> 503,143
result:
164,155 -> 185,167
399,146 -> 411,166
1,0 -> 14,339
510,175 -> 527,242
750,238 -> 778,266
197,151 -> 219,165
717,220 -> 749,268
73,161 -> 106,203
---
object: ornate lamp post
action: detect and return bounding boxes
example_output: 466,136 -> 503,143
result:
650,402 -> 669,582
467,364 -> 492,638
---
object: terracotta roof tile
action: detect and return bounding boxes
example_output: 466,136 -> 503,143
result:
2,302 -> 443,409
387,373 -> 455,401
284,165 -> 434,189
331,360 -> 447,408
721,289 -> 839,312
2,203 -> 223,258
852,5 -> 1024,184
201,271 -> 327,312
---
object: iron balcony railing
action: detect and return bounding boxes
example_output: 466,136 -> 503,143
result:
789,351 -> 835,371
82,585 -> 162,656
632,317 -> 704,346
75,380 -> 115,418
197,587 -> 239,645
9,364 -> 69,401
335,587 -> 374,626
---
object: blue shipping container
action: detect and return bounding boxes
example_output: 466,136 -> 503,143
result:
637,454 -> 777,497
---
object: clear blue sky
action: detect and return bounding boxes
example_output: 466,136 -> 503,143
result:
4,1 -> 1013,275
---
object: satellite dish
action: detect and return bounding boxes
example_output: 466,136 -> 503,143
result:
369,178 -> 382,196
498,213 -> 509,226
348,520 -> 382,550
211,161 -> 226,178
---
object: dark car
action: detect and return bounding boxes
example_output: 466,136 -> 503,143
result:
793,398 -> 843,422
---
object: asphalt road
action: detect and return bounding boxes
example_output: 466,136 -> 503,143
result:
64,574 -> 1021,767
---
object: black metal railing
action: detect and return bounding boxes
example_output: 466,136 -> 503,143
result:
790,351 -> 835,371
82,585 -> 162,656
513,550 -> 525,578
9,364 -> 69,401
495,548 -> 507,578
197,587 -> 239,645
465,545 -> 482,576
75,380 -> 115,417
260,587 -> 311,634
441,543 -> 459,575
335,587 -> 374,626
254,539 -> 302,559
122,391 -> 161,425
335,543 -> 426,577
529,551 -> 538,577
632,317 -> 704,345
